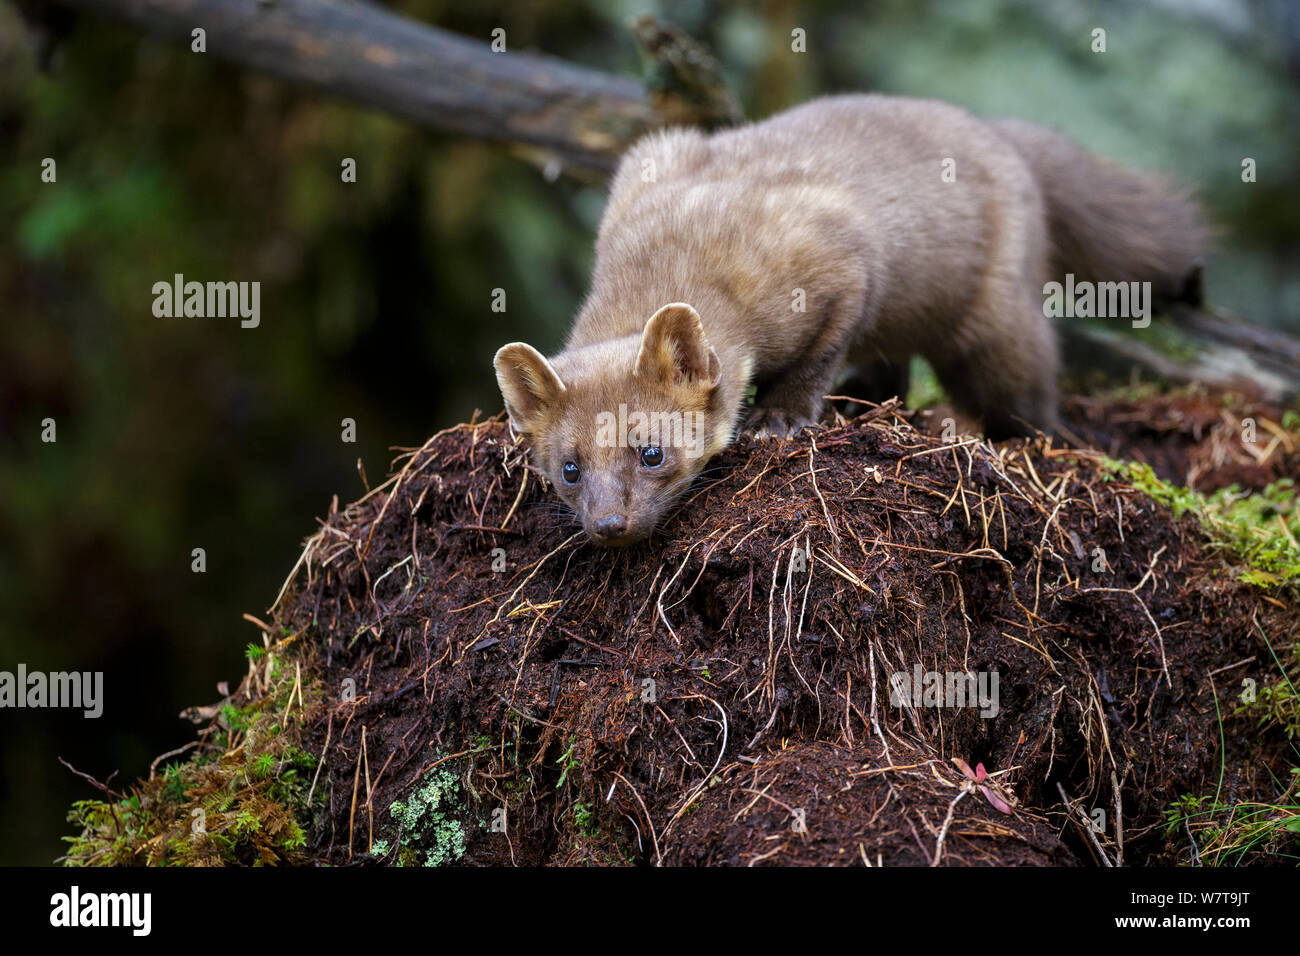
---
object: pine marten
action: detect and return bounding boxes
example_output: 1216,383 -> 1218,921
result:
494,94 -> 1206,545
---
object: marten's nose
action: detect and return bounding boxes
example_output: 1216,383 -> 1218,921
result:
593,514 -> 629,540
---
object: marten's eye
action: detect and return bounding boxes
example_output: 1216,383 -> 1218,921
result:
562,461 -> 581,484
640,446 -> 664,468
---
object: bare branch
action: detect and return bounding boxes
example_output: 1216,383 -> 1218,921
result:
51,0 -> 735,173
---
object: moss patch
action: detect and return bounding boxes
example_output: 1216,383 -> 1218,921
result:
63,634 -> 322,866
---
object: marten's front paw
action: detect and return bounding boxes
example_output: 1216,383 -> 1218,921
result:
746,407 -> 815,439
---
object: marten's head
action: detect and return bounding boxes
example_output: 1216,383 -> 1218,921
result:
494,303 -> 731,546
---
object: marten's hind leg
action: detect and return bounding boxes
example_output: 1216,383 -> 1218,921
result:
928,284 -> 1060,440
930,174 -> 1060,441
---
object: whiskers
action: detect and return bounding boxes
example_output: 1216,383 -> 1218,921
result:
691,463 -> 734,483
529,501 -> 582,534
647,480 -> 697,538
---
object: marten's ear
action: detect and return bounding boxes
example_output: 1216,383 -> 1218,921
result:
635,303 -> 722,388
494,343 -> 567,434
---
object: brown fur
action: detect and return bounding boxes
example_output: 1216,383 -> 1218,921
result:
495,94 -> 1205,544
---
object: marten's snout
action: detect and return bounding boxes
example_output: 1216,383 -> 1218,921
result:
591,513 -> 630,543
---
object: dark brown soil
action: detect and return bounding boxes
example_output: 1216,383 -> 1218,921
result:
270,394 -> 1297,866
1061,391 -> 1298,493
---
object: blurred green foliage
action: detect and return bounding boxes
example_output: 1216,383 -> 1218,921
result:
1,0 -> 1297,864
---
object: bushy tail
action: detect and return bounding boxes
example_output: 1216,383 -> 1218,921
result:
992,118 -> 1209,305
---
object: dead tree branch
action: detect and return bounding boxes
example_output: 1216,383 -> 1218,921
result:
49,0 -> 737,174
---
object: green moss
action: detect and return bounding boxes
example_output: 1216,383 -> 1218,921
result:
369,764 -> 467,867
1103,460 -> 1300,587
62,639 -> 320,866
1103,458 -> 1300,863
573,802 -> 597,838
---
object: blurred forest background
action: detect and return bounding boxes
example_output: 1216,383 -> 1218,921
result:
1,0 -> 1298,864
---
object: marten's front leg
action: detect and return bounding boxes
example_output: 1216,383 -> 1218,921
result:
746,340 -> 853,438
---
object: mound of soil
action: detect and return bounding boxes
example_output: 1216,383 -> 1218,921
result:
268,398 -> 1296,866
